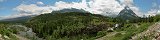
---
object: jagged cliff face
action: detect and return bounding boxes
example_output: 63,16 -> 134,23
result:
116,6 -> 139,22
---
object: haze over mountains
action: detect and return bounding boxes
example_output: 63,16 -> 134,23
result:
0,8 -> 88,22
0,0 -> 159,20
0,6 -> 134,22
0,6 -> 141,22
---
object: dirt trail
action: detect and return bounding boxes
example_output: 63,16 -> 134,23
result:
96,32 -> 118,40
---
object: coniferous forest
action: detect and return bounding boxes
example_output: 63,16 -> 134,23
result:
0,11 -> 160,40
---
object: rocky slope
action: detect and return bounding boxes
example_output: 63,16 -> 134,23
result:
130,22 -> 160,40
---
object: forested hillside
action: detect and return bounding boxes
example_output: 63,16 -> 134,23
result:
25,12 -> 115,40
0,12 -> 160,40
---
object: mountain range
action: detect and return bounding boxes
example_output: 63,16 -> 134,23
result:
0,8 -> 87,22
116,6 -> 139,22
0,7 -> 139,23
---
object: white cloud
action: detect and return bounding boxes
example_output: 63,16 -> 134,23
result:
158,6 -> 160,13
1,0 -> 155,19
1,0 -> 89,19
145,3 -> 159,16
53,0 -> 88,11
0,0 -> 4,2
148,9 -> 157,14
152,3 -> 158,8
145,10 -> 158,17
14,4 -> 53,15
129,6 -> 143,17
1,4 -> 53,19
119,0 -> 133,6
37,1 -> 44,5
158,10 -> 160,14
54,0 -> 124,16
145,5 -> 158,17
88,0 -> 123,14
57,0 -> 151,17
0,0 -> 135,19
118,0 -> 144,17
19,0 -> 125,16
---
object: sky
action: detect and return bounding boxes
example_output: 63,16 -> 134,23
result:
0,0 -> 160,20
